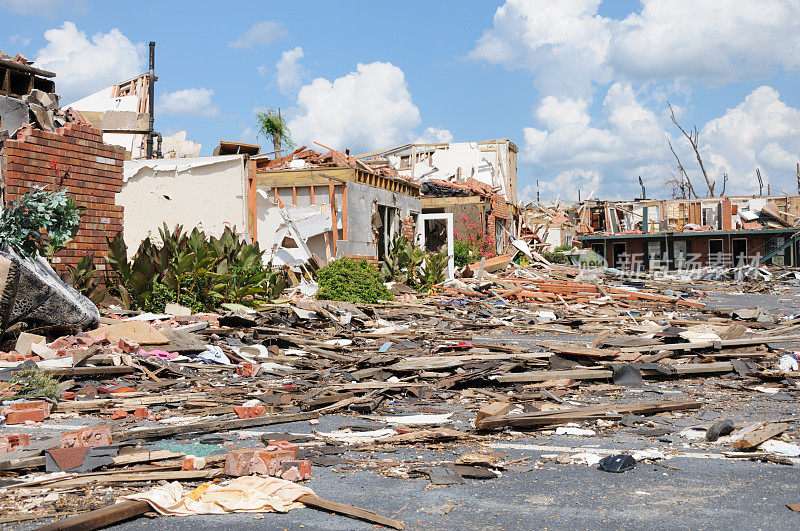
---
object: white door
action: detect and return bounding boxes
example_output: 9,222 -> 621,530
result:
416,213 -> 455,279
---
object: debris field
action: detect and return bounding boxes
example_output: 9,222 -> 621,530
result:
2,259 -> 800,529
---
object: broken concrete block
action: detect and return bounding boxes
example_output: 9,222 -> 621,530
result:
0,433 -> 30,453
85,321 -> 168,345
182,455 -> 207,471
3,400 -> 52,424
266,440 -> 299,459
14,332 -> 46,357
233,405 -> 266,419
60,425 -> 112,448
280,459 -> 311,481
165,303 -> 192,316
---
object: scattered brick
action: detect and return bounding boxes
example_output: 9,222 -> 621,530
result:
60,425 -> 112,448
233,405 -> 267,419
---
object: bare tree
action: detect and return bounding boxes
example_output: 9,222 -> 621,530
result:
720,172 -> 728,196
667,138 -> 699,199
664,167 -> 688,199
667,101 -> 715,196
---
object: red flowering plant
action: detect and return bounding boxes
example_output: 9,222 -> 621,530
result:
454,216 -> 495,267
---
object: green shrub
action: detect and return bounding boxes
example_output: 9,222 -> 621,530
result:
317,258 -> 393,303
0,186 -> 83,257
1,367 -> 60,399
419,250 -> 449,292
453,239 -> 474,268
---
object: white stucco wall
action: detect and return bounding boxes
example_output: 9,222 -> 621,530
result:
120,155 -> 249,253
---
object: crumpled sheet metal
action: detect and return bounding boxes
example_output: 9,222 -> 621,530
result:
122,476 -> 315,516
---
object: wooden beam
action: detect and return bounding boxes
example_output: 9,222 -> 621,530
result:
35,500 -> 151,531
298,494 -> 405,530
292,186 -> 298,206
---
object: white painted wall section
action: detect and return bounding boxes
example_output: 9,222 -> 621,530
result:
120,155 -> 249,254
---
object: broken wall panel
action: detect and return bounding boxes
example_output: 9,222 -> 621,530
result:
119,155 -> 251,255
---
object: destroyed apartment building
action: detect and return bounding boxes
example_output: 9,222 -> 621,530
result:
570,195 -> 800,269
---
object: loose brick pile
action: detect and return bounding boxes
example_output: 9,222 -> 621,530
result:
1,122 -> 124,274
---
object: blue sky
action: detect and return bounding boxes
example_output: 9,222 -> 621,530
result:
3,0 -> 800,201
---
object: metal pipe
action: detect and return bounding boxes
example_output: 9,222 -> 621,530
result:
146,41 -> 155,159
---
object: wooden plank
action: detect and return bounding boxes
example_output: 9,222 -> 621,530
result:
298,494 -> 405,530
478,400 -> 701,430
35,500 -> 151,531
120,410 -> 320,441
731,422 -> 789,450
257,167 -> 354,188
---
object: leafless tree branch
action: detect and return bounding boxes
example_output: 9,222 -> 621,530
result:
667,101 -> 715,197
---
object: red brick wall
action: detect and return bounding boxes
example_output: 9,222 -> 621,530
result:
402,216 -> 415,241
1,122 -> 124,274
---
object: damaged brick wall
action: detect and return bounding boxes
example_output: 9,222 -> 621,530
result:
1,122 -> 124,274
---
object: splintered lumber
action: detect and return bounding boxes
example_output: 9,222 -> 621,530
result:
35,500 -> 151,531
477,399 -> 701,430
731,422 -> 790,450
494,362 -> 733,383
122,410 -> 320,441
475,401 -> 512,429
298,494 -> 405,529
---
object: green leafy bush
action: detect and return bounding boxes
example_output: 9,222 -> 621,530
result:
0,186 -> 83,257
381,235 -> 425,285
105,224 -> 285,311
381,235 -> 450,292
453,239 -> 474,268
317,258 -> 393,303
1,367 -> 60,399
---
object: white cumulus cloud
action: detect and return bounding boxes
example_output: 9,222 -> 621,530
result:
289,61 -> 421,153
229,21 -> 287,50
471,0 -> 800,94
157,88 -> 219,118
35,22 -> 144,103
701,86 -> 800,194
415,127 -> 454,144
275,46 -> 307,96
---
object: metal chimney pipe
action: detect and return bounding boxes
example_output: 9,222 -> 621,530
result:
146,41 -> 155,159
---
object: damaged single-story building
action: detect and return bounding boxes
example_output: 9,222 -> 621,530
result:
254,147 -> 420,267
